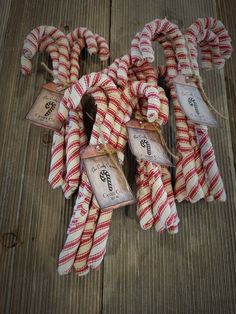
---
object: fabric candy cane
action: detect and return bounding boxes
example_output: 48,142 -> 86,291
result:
94,33 -> 110,61
131,19 -> 209,202
157,22 -> 228,202
73,87 -> 109,275
184,17 -> 233,200
104,54 -> 178,232
38,37 -> 59,81
58,72 -> 124,274
21,26 -> 72,190
121,81 -> 179,233
67,27 -> 109,82
21,25 -> 70,85
85,82 -> 130,270
185,17 -> 232,72
157,36 -> 206,202
49,31 -> 110,197
104,54 -> 157,89
131,18 -> 192,76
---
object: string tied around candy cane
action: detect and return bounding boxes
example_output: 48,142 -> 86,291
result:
41,61 -> 71,91
135,116 -> 178,160
184,37 -> 227,120
97,119 -> 126,174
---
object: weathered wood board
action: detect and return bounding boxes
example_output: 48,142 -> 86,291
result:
0,0 -> 235,313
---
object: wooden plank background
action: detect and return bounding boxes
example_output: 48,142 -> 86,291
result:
0,0 -> 235,313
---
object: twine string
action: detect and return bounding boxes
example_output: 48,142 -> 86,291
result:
41,61 -> 70,91
98,120 -> 125,178
134,113 -> 177,160
184,37 -> 227,120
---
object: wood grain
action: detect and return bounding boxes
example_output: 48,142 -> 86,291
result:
104,1 -> 236,313
0,0 -> 110,313
0,0 -> 235,313
216,0 -> 236,169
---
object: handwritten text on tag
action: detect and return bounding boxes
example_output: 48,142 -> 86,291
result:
174,75 -> 218,128
82,146 -> 135,210
126,121 -> 172,166
26,83 -> 63,131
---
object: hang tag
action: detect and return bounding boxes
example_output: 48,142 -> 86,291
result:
26,82 -> 64,131
126,120 -> 172,166
173,75 -> 219,128
81,145 -> 135,210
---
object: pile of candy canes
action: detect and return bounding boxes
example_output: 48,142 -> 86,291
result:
21,17 -> 233,276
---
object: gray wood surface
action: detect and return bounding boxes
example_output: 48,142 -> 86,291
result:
0,0 -> 235,313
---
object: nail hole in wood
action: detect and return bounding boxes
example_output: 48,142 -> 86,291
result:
0,233 -> 23,249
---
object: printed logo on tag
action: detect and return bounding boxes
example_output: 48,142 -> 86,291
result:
26,83 -> 63,131
173,75 -> 219,128
126,121 -> 172,166
82,146 -> 135,210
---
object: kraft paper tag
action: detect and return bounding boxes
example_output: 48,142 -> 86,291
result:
126,120 -> 172,166
81,145 -> 135,210
173,75 -> 219,128
26,82 -> 64,131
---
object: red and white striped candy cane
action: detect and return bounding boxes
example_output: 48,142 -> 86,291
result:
158,26 -> 226,202
131,20 -> 199,203
187,121 -> 212,201
58,171 -> 93,274
161,166 -> 179,234
38,37 -> 59,82
67,37 -> 85,82
132,62 -> 157,86
146,161 -> 172,232
48,95 -> 69,189
85,81 -> 162,270
67,28 -> 109,82
136,160 -> 154,230
74,197 -> 100,275
21,26 -> 71,191
86,88 -> 133,270
131,18 -> 192,76
59,31 -> 110,196
94,33 -> 110,61
73,87 -> 109,275
122,80 -> 178,232
155,32 -> 206,202
64,72 -> 122,148
61,107 -> 87,198
21,25 -> 70,85
49,71 -> 120,195
106,58 -> 120,83
116,54 -> 132,87
185,18 -> 232,201
108,54 -> 157,89
133,23 -> 206,202
62,85 -> 109,198
140,91 -> 178,232
195,126 -> 226,201
58,72 -> 123,274
67,86 -> 109,233
185,17 -> 232,72
87,207 -> 113,270
130,32 -> 145,66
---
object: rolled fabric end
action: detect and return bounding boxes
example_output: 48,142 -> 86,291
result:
88,47 -> 98,55
76,268 -> 90,277
167,224 -> 179,234
147,112 -> 158,123
142,51 -> 155,63
100,52 -> 110,61
116,151 -> 125,165
21,56 -> 32,75
62,183 -> 78,199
